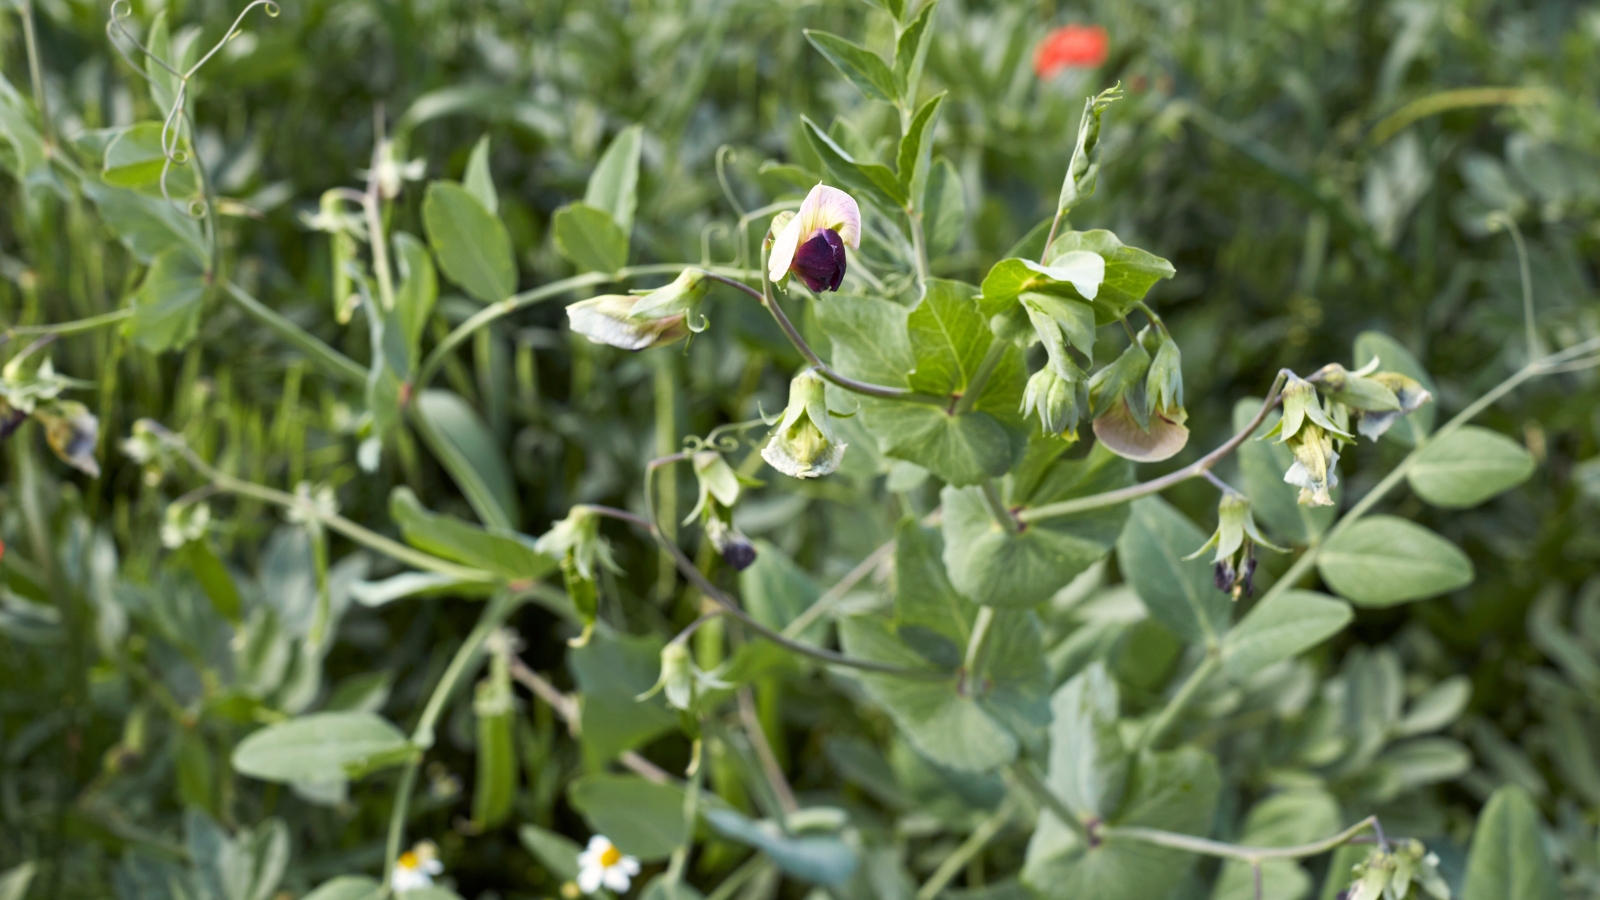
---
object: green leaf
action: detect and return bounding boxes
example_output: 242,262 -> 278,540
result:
1353,331 -> 1436,445
183,540 -> 242,623
389,487 -> 550,581
1116,498 -> 1230,645
82,178 -> 209,265
923,158 -> 966,258
893,518 -> 976,666
584,124 -> 644,233
422,180 -> 516,303
393,231 -> 438,365
705,808 -> 859,886
410,389 -> 521,528
1220,590 -> 1351,680
567,631 -> 678,767
861,0 -> 904,18
838,617 -> 1018,771
867,404 -> 1012,487
1045,231 -> 1176,324
897,92 -> 945,201
1233,399 -> 1335,545
1408,425 -> 1535,508
740,540 -> 823,637
893,0 -> 938,98
552,202 -> 630,274
804,31 -> 899,104
232,712 -> 411,784
102,122 -> 198,196
1317,515 -> 1473,607
907,280 -> 991,396
463,134 -> 496,213
519,824 -> 582,881
943,444 -> 1132,608
1462,785 -> 1561,900
350,571 -> 496,607
1024,747 -> 1221,900
301,877 -> 385,900
568,774 -> 687,861
126,247 -> 208,352
815,293 -> 914,386
801,116 -> 908,210
1045,663 -> 1127,819
977,256 -> 1105,320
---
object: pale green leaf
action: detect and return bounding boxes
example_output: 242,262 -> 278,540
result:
1408,425 -> 1535,508
552,202 -> 629,274
232,712 -> 411,784
584,124 -> 644,232
1317,515 -> 1473,607
804,31 -> 899,103
1117,498 -> 1230,645
568,774 -> 687,860
410,389 -> 520,528
126,247 -> 208,352
463,134 -> 496,213
1221,589 -> 1351,680
423,180 -> 516,302
1462,786 -> 1561,900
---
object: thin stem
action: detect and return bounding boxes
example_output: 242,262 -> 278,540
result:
953,339 -> 1008,415
738,687 -> 797,814
979,479 -> 1021,534
5,308 -> 133,336
1490,213 -> 1542,359
705,270 -> 947,406
1135,653 -> 1220,753
1040,213 -> 1064,265
364,126 -> 398,314
1020,372 -> 1290,523
783,540 -> 893,638
915,797 -> 1017,900
586,500 -> 938,679
1102,815 -> 1380,864
222,282 -> 368,387
705,855 -> 771,900
962,606 -> 997,678
385,591 -> 521,883
1008,760 -> 1091,845
20,0 -> 53,146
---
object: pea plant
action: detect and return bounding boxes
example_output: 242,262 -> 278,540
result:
0,2 -> 1594,900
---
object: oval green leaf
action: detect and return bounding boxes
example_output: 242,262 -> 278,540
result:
422,180 -> 516,303
1317,515 -> 1473,607
232,712 -> 411,784
1408,425 -> 1535,508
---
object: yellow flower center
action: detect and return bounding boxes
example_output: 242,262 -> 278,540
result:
599,845 -> 623,868
398,851 -> 419,870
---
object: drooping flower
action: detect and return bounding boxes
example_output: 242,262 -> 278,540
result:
566,295 -> 690,351
1034,25 -> 1110,78
1090,329 -> 1190,462
35,400 -> 101,477
705,515 -> 758,571
1262,374 -> 1352,507
1184,492 -> 1285,600
390,840 -> 444,894
767,185 -> 861,293
577,835 -> 641,895
761,370 -> 847,478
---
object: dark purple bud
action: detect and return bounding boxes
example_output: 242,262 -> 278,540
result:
791,228 -> 847,293
1213,559 -> 1236,594
1237,555 -> 1257,599
0,406 -> 25,441
720,537 -> 758,572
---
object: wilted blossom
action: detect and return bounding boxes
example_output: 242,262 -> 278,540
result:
768,184 -> 861,293
1261,374 -> 1352,507
1310,360 -> 1434,441
1034,24 -> 1109,78
35,400 -> 101,477
1090,330 -> 1190,462
1339,840 -> 1447,900
762,370 -> 847,478
1185,492 -> 1284,599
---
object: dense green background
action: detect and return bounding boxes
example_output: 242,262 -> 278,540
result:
1,0 -> 1598,898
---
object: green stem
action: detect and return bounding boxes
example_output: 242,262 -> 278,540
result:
953,339 -> 1008,415
979,479 -> 1020,535
1020,372 -> 1290,524
909,210 -> 931,288
384,591 -> 521,885
20,0 -> 52,147
1135,653 -> 1220,753
962,606 -> 997,680
5,308 -> 133,336
222,282 -> 368,387
915,797 -> 1017,900
1102,815 -> 1380,863
1008,760 -> 1091,845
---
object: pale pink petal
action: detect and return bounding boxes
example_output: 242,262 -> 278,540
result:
768,212 -> 805,282
796,183 -> 861,249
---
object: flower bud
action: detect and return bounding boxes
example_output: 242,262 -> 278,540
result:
1089,331 -> 1190,462
1021,366 -> 1084,437
0,398 -> 26,440
686,449 -> 742,522
34,400 -> 100,477
768,185 -> 861,294
660,642 -> 696,710
1389,840 -> 1448,900
625,268 -> 710,323
761,370 -> 847,478
535,506 -> 613,581
161,501 -> 212,550
566,294 -> 690,351
705,515 -> 758,571
1184,492 -> 1285,599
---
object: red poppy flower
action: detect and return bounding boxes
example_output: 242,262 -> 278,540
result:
1034,24 -> 1109,78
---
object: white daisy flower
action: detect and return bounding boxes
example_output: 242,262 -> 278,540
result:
391,840 -> 444,893
576,835 -> 640,895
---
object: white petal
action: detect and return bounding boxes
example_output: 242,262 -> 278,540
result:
768,212 -> 805,282
795,183 -> 862,249
761,437 -> 846,479
603,866 -> 633,893
620,857 -> 641,875
578,865 -> 604,895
